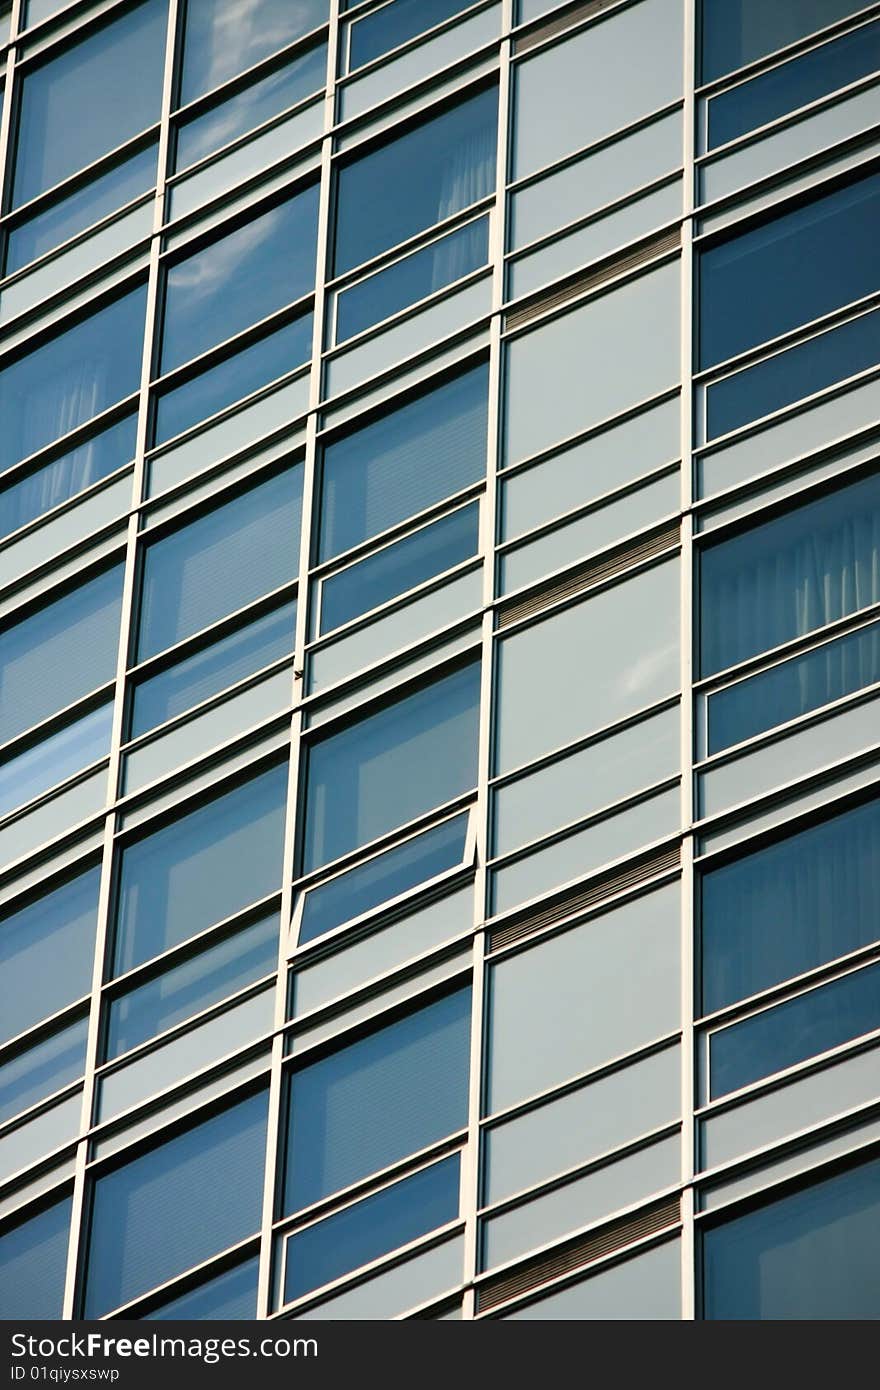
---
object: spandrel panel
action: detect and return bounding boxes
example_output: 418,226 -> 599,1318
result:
504,1238 -> 681,1320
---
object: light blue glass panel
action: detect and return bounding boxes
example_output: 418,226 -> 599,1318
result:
506,1239 -> 681,1320
113,761 -> 287,974
0,1196 -> 71,1320
137,468 -> 301,659
84,1090 -> 268,1317
178,0 -> 328,104
143,1257 -> 258,1319
333,87 -> 497,274
285,1154 -> 459,1303
284,986 -> 470,1210
176,43 -> 326,170
0,868 -> 99,1046
0,1016 -> 87,1125
336,218 -> 488,343
0,702 -> 112,819
131,599 -> 296,737
701,0 -> 867,83
303,661 -> 480,872
299,813 -> 469,944
349,0 -> 472,69
0,286 -> 146,475
0,564 -> 123,745
161,187 -> 319,371
319,363 -> 488,560
0,414 -> 136,542
13,0 -> 167,206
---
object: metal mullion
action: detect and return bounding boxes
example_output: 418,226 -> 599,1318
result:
0,10 -> 18,217
60,0 -> 180,1321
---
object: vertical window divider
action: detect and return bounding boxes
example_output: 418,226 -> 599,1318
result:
0,4 -> 18,217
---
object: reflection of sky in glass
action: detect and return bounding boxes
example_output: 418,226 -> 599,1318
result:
0,702 -> 113,819
179,0 -> 329,105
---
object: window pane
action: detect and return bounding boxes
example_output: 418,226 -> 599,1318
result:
142,1256 -> 258,1319
178,0 -> 328,104
319,364 -> 488,561
160,188 -> 319,371
130,599 -> 296,737
698,170 -> 880,368
0,701 -> 112,819
285,1154 -> 459,1303
84,1090 -> 268,1317
112,762 -> 288,974
0,1015 -> 88,1125
699,471 -> 880,676
701,0 -> 867,83
0,1196 -> 71,1320
298,813 -> 469,944
349,0 -> 473,68
0,286 -> 146,474
702,1151 -> 880,1318
701,795 -> 880,1013
0,564 -> 123,744
12,0 -> 167,206
302,661 -> 480,872
333,87 -> 497,274
0,868 -> 99,1045
137,468 -> 301,660
0,414 -> 137,541
283,987 -> 470,1211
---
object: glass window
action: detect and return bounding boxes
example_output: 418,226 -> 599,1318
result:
112,761 -> 288,974
702,1151 -> 880,1318
0,1015 -> 88,1125
0,414 -> 137,542
701,794 -> 880,1014
283,986 -> 470,1211
348,0 -> 473,70
333,87 -> 497,274
698,170 -> 880,368
178,0 -> 328,105
12,0 -> 167,207
701,0 -> 867,84
130,598 -> 296,737
506,1239 -> 681,1320
0,701 -> 112,819
699,471 -> 880,676
0,1196 -> 71,1320
298,812 -> 469,944
0,564 -> 123,745
0,867 -> 99,1046
285,1153 -> 459,1304
319,363 -> 488,561
142,1256 -> 258,1319
160,187 -> 319,371
83,1089 -> 268,1317
302,660 -> 480,872
0,286 -> 146,475
137,468 -> 301,660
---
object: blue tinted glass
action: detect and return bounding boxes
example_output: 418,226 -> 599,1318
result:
709,20 -> 880,149
0,414 -> 137,541
710,959 -> 880,1099
333,87 -> 497,274
154,314 -> 312,445
701,795 -> 880,1013
13,0 -> 167,206
107,912 -> 278,1058
179,0 -> 328,104
284,1154 -> 459,1303
0,1196 -> 71,1320
113,762 -> 288,974
0,564 -> 123,745
299,813 -> 469,944
0,701 -> 112,819
137,469 -> 301,660
0,869 -> 99,1046
319,364 -> 488,560
707,307 -> 880,438
284,986 -> 470,1210
700,0 -> 864,84
176,44 -> 326,170
303,662 -> 480,872
143,1257 -> 258,1319
702,1151 -> 880,1318
336,217 -> 488,343
84,1090 -> 268,1318
161,186 -> 319,371
0,1015 -> 88,1124
320,504 -> 479,634
698,170 -> 880,368
349,0 -> 473,69
708,619 -> 880,754
0,286 -> 146,474
6,144 -> 157,274
699,471 -> 880,676
131,600 -> 296,737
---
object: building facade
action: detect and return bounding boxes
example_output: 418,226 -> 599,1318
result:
0,0 -> 879,1322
